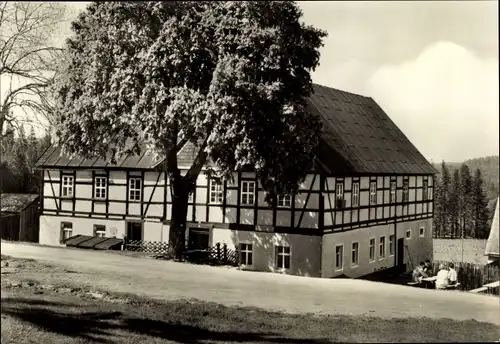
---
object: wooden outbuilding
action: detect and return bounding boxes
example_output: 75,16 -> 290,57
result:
0,193 -> 40,243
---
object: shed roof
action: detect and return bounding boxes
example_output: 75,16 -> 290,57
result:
37,84 -> 436,175
1,194 -> 39,213
485,197 -> 499,258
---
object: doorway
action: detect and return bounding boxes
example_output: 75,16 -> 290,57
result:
126,221 -> 143,241
188,228 -> 210,250
397,238 -> 405,271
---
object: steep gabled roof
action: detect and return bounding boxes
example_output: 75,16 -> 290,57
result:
1,194 -> 39,213
309,84 -> 436,175
485,197 -> 499,258
37,84 -> 436,175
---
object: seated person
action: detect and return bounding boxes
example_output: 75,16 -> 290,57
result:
423,260 -> 432,275
412,261 -> 428,283
435,264 -> 449,289
447,262 -> 458,285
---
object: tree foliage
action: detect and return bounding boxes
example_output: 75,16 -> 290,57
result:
54,1 -> 327,258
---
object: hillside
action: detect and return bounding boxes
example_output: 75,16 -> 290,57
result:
432,156 -> 499,201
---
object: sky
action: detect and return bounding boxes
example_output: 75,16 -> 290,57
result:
20,1 -> 500,163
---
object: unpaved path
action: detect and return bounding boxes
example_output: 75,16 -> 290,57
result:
2,241 -> 499,325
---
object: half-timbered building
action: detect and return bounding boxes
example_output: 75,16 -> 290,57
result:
36,84 -> 436,278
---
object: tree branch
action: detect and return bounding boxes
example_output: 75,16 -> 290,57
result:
184,135 -> 209,185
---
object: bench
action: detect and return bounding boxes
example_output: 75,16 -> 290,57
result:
407,281 -> 419,286
469,286 -> 488,294
445,282 -> 461,289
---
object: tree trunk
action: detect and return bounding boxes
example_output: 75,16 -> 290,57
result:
168,174 -> 190,261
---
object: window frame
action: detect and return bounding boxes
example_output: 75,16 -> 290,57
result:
275,245 -> 291,270
390,181 -> 396,203
352,182 -> 360,207
239,242 -> 254,267
94,176 -> 107,200
402,181 -> 409,202
369,181 -> 377,205
336,183 -> 345,208
419,227 -> 425,238
389,235 -> 395,256
277,194 -> 292,208
369,237 -> 376,262
422,180 -> 428,201
60,222 -> 73,242
351,242 -> 359,267
335,244 -> 344,271
241,180 -> 256,206
94,224 -> 106,238
128,177 -> 142,202
61,175 -> 74,198
209,179 -> 224,204
379,236 -> 386,259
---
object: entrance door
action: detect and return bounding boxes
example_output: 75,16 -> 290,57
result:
126,222 -> 143,241
188,228 -> 210,250
397,238 -> 405,270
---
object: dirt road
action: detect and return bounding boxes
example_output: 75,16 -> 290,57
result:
2,241 -> 499,325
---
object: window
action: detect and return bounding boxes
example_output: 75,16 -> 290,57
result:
94,176 -> 107,199
335,245 -> 344,270
62,175 -> 74,197
369,181 -> 377,205
389,235 -> 395,256
427,184 -> 432,200
60,222 -> 73,242
419,227 -> 425,238
351,242 -> 359,267
209,179 -> 223,204
390,181 -> 396,203
241,180 -> 255,205
369,238 -> 375,261
402,181 -> 409,202
406,229 -> 411,240
336,183 -> 344,208
188,192 -> 193,202
277,194 -> 292,208
239,243 -> 253,266
423,180 -> 428,201
379,236 -> 386,258
94,225 -> 106,238
275,245 -> 291,269
129,177 -> 142,201
352,183 -> 360,207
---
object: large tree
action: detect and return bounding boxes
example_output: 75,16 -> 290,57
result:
54,2 -> 327,258
472,168 -> 489,239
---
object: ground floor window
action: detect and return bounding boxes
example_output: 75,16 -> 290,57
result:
351,242 -> 359,267
369,238 -> 375,262
406,229 -> 411,240
275,245 -> 291,270
60,222 -> 73,242
94,225 -> 106,238
239,243 -> 253,266
335,245 -> 344,270
389,235 -> 395,256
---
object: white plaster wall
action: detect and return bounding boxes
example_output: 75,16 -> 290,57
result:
321,218 -> 434,278
39,215 -> 126,246
211,228 -> 321,277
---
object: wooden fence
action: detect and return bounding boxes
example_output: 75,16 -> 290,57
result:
123,239 -> 170,255
432,260 -> 499,293
183,243 -> 239,266
122,239 -> 240,266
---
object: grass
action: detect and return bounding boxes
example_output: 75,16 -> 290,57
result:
1,255 -> 499,344
433,238 -> 489,264
2,284 -> 499,344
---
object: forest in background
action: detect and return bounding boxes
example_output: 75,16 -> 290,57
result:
433,159 -> 498,239
0,124 -> 51,195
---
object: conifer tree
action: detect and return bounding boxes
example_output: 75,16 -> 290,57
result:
449,169 -> 461,238
472,168 -> 489,239
459,164 -> 474,237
